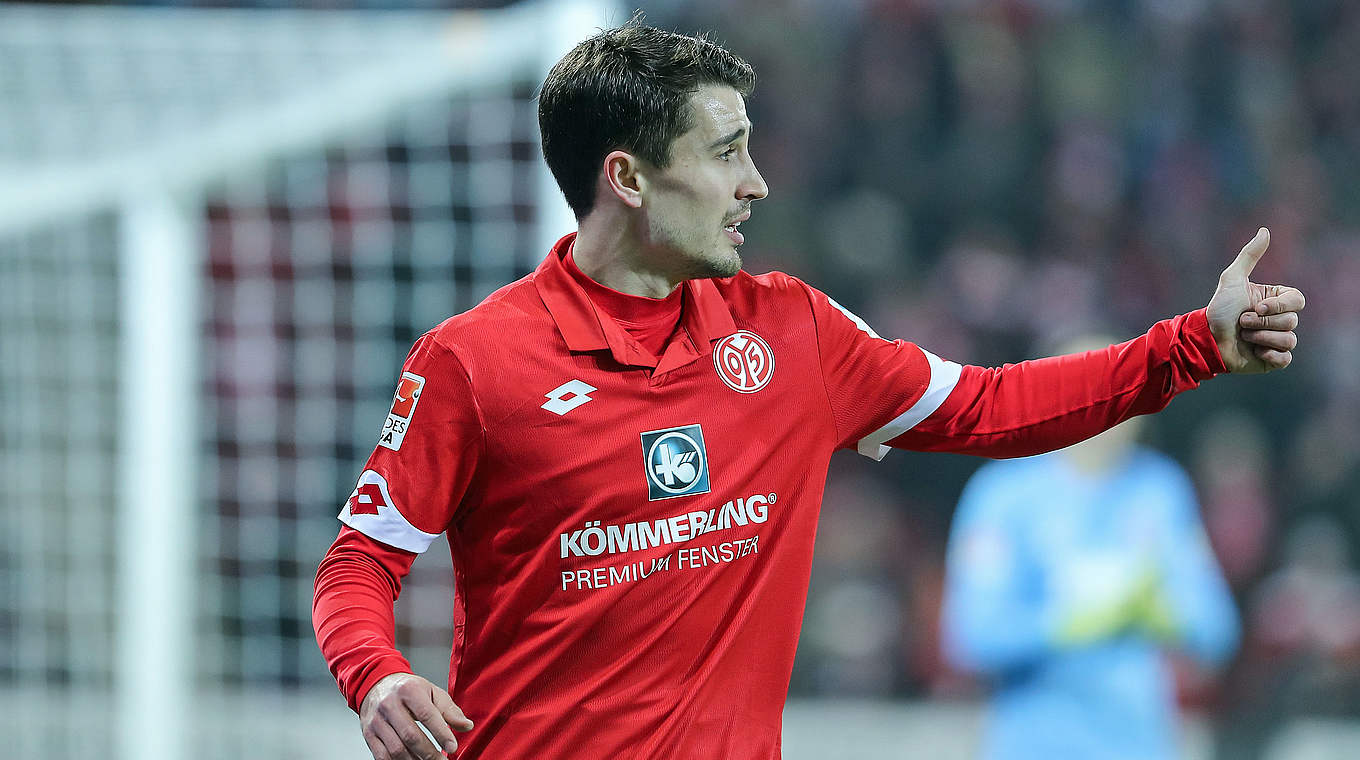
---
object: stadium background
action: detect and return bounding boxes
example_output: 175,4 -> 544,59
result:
1,0 -> 1358,757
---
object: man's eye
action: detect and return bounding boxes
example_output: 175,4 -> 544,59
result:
719,147 -> 737,160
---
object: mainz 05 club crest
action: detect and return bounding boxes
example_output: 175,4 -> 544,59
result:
713,330 -> 774,393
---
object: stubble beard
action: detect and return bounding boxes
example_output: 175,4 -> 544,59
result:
684,245 -> 742,280
708,246 -> 743,278
653,220 -> 744,281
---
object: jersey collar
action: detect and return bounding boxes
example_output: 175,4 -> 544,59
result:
534,233 -> 738,370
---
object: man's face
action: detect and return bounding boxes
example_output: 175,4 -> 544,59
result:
641,85 -> 768,280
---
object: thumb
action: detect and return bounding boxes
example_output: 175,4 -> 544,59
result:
1223,227 -> 1270,280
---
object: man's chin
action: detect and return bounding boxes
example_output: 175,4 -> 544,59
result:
705,246 -> 743,278
677,247 -> 742,281
711,251 -> 742,278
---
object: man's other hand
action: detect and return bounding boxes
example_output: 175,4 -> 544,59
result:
359,672 -> 474,760
1207,227 -> 1306,373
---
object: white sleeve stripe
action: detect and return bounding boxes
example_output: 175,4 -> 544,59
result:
827,296 -> 885,340
338,470 -> 443,553
857,348 -> 963,461
339,509 -> 442,554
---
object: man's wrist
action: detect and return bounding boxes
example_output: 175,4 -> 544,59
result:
350,662 -> 416,713
1185,308 -> 1229,377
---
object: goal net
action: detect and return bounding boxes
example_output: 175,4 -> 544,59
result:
0,2 -> 614,758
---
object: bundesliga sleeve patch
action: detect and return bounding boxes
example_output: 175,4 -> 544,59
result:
378,371 -> 425,451
338,469 -> 441,553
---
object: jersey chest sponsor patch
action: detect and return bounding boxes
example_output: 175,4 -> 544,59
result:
378,372 -> 425,451
641,424 -> 711,501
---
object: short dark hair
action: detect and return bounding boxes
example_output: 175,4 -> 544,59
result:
537,20 -> 755,219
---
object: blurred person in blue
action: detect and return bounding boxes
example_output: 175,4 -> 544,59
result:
942,335 -> 1240,760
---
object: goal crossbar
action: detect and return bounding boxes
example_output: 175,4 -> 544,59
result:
0,0 -> 608,240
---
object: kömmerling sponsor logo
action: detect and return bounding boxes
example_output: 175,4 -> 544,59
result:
559,492 -> 775,559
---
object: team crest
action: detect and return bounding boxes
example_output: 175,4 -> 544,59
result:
713,330 -> 774,393
641,424 -> 711,501
378,372 -> 425,451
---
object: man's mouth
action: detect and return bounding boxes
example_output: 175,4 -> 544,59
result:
724,220 -> 744,245
724,212 -> 749,245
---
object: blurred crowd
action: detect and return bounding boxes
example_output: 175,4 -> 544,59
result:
636,0 -> 1360,743
57,0 -> 1359,747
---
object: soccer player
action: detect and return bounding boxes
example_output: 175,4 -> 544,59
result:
312,22 -> 1305,760
942,337 -> 1240,760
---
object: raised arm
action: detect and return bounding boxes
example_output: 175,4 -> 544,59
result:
804,228 -> 1304,464
891,309 -> 1223,458
888,229 -> 1304,458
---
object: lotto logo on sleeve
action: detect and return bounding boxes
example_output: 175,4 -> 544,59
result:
345,470 -> 393,516
378,372 -> 425,451
338,469 -> 442,554
641,424 -> 711,501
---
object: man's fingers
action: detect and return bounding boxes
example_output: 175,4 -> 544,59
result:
1253,286 -> 1306,316
431,687 -> 475,732
1241,329 -> 1297,352
377,699 -> 439,760
1239,311 -> 1297,331
362,727 -> 392,760
410,697 -> 463,755
359,675 -> 460,760
393,718 -> 443,760
1225,227 -> 1270,279
1253,345 -> 1293,369
371,720 -> 414,760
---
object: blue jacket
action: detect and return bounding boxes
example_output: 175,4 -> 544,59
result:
942,448 -> 1239,760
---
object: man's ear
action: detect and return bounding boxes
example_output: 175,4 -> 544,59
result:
603,150 -> 645,209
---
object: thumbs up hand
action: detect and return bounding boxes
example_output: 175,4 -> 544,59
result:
1206,228 -> 1306,373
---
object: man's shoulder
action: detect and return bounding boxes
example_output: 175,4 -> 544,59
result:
717,268 -> 808,292
423,271 -> 551,355
709,269 -> 814,316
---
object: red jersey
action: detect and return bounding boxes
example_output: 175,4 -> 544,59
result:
314,234 -> 1226,759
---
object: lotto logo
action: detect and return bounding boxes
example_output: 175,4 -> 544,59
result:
336,469 -> 441,554
347,483 -> 387,516
378,372 -> 425,451
345,470 -> 394,518
713,330 -> 774,393
542,379 -> 597,416
640,424 -> 711,501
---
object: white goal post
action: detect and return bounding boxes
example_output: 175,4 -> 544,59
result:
0,2 -> 615,759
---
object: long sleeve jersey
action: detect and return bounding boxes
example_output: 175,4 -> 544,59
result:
313,233 -> 1227,759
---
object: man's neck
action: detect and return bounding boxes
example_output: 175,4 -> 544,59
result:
573,214 -> 683,299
